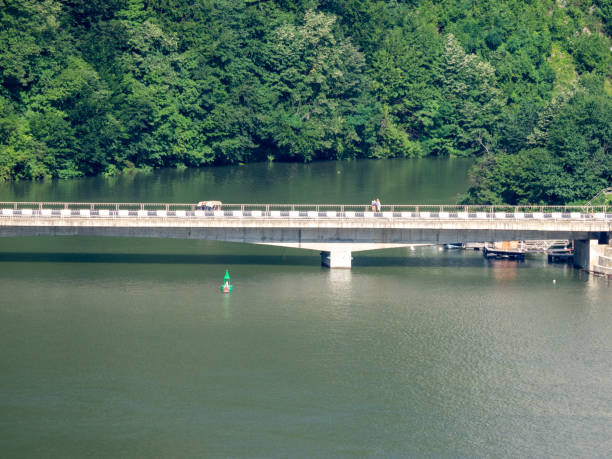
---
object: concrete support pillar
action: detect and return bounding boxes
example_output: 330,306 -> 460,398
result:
320,250 -> 352,268
574,239 -> 608,272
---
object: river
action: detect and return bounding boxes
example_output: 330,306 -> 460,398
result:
0,158 -> 610,458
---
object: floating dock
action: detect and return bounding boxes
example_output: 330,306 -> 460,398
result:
483,241 -> 525,260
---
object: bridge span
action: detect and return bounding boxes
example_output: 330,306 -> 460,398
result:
1,202 -> 610,268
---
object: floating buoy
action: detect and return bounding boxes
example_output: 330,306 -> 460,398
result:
221,269 -> 233,293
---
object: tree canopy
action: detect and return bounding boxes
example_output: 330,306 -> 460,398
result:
0,0 -> 610,203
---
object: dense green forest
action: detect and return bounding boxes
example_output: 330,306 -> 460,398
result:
1,0 -> 611,203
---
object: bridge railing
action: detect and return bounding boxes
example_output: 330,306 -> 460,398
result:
0,202 -> 610,216
0,202 -> 200,211
209,204 -> 611,213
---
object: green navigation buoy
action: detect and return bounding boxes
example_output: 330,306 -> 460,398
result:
221,269 -> 233,293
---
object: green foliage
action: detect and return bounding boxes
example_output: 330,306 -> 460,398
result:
433,34 -> 505,156
465,85 -> 612,204
259,10 -> 375,161
0,0 -> 610,204
595,0 -> 612,35
570,32 -> 611,74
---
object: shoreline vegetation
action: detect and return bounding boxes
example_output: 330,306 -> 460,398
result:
1,0 -> 610,204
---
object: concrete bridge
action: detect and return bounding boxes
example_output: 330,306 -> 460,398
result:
0,202 -> 610,268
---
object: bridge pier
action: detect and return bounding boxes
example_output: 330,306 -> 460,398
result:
320,250 -> 352,269
573,233 -> 610,273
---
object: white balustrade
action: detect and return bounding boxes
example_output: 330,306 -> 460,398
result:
0,203 -> 609,225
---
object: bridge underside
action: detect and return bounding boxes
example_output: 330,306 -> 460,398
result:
0,224 -> 606,268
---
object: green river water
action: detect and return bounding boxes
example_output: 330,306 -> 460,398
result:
0,158 -> 610,458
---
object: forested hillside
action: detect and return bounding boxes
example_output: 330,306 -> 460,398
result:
1,0 -> 610,204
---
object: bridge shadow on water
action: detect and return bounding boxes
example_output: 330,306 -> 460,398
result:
0,252 -> 316,266
0,251 -> 493,268
354,254 -> 491,268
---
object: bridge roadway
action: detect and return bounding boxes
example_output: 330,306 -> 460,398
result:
0,202 -> 610,268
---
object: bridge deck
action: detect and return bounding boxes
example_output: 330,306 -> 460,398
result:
1,202 -> 609,268
0,203 -> 610,229
0,202 -> 610,220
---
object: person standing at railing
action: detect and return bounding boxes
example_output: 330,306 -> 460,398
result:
376,198 -> 381,212
371,199 -> 376,212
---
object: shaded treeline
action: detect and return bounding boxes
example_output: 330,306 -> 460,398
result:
0,0 -> 610,203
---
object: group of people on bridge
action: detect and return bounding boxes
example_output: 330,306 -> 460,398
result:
370,198 -> 381,212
